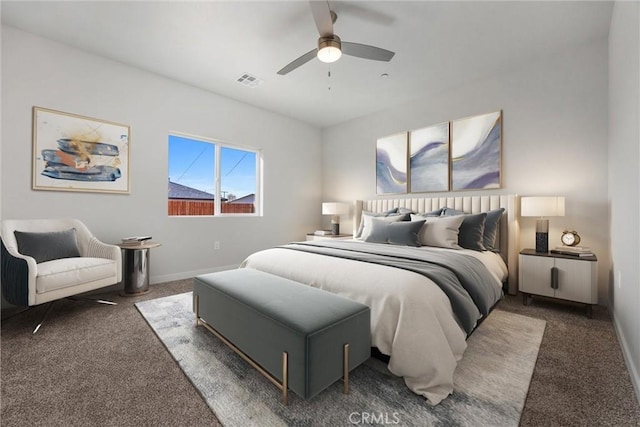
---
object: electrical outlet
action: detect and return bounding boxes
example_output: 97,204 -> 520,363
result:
214,241 -> 220,250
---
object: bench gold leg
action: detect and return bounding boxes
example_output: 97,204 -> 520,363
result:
282,351 -> 288,405
194,294 -> 200,326
343,343 -> 349,394
199,318 -> 289,404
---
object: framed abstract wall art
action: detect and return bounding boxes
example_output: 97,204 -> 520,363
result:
376,132 -> 408,195
32,107 -> 130,194
450,110 -> 501,191
409,122 -> 449,193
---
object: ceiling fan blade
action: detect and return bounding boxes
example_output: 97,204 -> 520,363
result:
342,42 -> 395,62
277,48 -> 318,75
309,0 -> 334,37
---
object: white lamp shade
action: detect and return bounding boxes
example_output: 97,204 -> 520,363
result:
322,202 -> 350,215
521,196 -> 565,217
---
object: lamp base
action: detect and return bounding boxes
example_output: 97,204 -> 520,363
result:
331,222 -> 340,236
534,218 -> 549,253
535,232 -> 549,253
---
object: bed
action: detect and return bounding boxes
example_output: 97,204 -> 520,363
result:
240,194 -> 519,405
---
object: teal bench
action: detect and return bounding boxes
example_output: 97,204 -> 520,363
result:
193,268 -> 371,404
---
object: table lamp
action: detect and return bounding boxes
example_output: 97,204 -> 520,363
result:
521,196 -> 565,253
322,202 -> 350,235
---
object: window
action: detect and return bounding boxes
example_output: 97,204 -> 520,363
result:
168,133 -> 260,216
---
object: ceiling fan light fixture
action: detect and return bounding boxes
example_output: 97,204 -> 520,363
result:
317,36 -> 342,63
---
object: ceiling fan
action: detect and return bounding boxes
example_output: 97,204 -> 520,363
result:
277,1 -> 395,75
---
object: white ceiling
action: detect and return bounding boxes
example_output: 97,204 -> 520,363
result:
1,1 -> 613,128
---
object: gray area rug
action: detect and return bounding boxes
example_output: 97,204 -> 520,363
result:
136,292 -> 545,427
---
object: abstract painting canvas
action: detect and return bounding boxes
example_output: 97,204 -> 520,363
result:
451,111 -> 501,191
409,122 -> 449,193
376,132 -> 408,195
33,107 -> 130,193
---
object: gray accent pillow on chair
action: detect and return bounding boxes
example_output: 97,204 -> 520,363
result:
14,228 -> 81,263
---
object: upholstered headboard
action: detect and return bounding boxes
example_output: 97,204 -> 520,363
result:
354,194 -> 520,295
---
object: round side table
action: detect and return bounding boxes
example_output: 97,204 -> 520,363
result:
117,242 -> 161,296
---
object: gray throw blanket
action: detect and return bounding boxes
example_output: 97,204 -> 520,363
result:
280,241 -> 503,335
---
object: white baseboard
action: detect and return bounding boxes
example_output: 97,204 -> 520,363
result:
150,264 -> 240,285
612,311 -> 640,405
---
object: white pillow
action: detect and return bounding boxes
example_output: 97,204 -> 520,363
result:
410,214 -> 465,249
359,214 -> 405,240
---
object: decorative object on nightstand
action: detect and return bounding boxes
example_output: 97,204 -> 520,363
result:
560,230 -> 581,246
322,202 -> 350,235
519,248 -> 597,318
550,245 -> 594,257
520,196 -> 565,253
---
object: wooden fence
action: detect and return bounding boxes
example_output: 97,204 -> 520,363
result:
168,200 -> 254,216
221,203 -> 255,214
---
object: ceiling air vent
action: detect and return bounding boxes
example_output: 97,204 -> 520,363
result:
236,73 -> 263,88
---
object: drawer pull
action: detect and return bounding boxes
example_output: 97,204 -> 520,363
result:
551,266 -> 559,289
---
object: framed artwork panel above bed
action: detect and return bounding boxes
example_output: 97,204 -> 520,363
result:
354,194 -> 519,295
376,132 -> 408,195
409,122 -> 449,193
450,111 -> 502,191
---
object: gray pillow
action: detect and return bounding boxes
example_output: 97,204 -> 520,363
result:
483,208 -> 505,251
410,214 -> 465,249
443,207 -> 505,251
355,209 -> 402,239
397,207 -> 426,215
14,228 -> 81,263
364,219 -> 425,247
412,208 -> 444,217
359,213 -> 406,240
457,212 -> 487,251
441,207 -> 464,216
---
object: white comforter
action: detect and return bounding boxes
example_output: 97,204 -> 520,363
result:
239,242 -> 507,405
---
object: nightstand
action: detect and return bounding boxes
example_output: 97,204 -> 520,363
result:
519,249 -> 597,318
305,234 -> 353,241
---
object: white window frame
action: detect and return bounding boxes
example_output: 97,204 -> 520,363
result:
169,131 -> 262,217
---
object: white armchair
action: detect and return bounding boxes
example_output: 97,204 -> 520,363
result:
1,218 -> 122,332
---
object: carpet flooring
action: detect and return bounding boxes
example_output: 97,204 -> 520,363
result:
2,279 -> 639,426
136,292 -> 545,427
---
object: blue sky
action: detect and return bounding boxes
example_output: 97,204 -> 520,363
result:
168,134 -> 256,199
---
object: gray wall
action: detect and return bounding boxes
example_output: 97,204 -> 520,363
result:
321,39 -> 611,303
1,26 -> 323,285
608,1 -> 640,402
